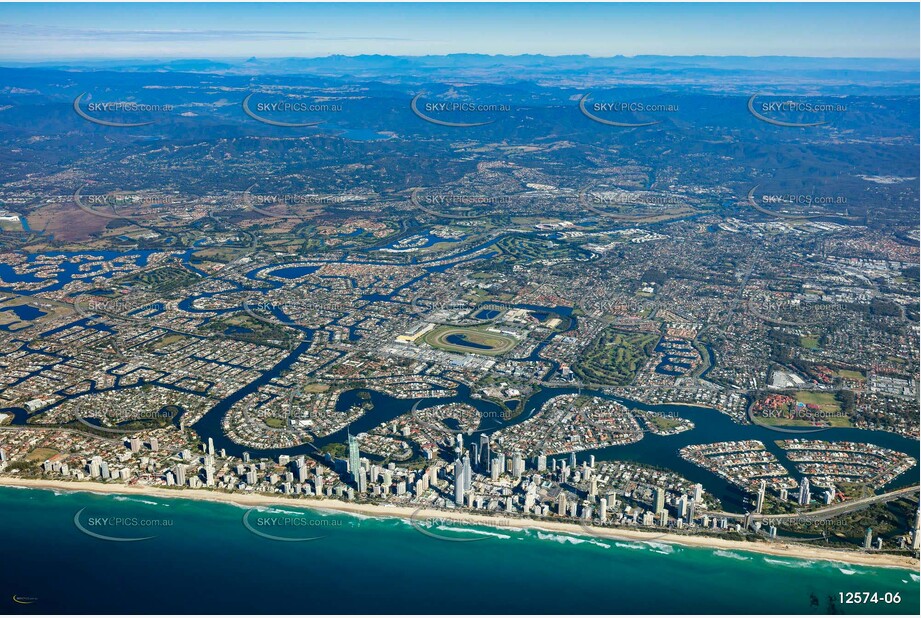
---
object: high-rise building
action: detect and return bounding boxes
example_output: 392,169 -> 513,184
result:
129,437 -> 141,453
348,431 -> 361,485
454,458 -> 464,506
912,507 -> 921,551
89,455 -> 103,478
864,527 -> 873,549
524,486 -> 536,511
654,486 -> 666,514
693,483 -> 702,502
569,452 -> 577,468
462,453 -> 472,490
756,480 -> 766,514
207,437 -> 214,455
511,453 -> 524,478
174,463 -> 186,486
536,452 -> 547,472
148,437 -> 158,452
677,494 -> 689,518
798,477 -> 811,506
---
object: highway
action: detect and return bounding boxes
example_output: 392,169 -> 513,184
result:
704,485 -> 920,521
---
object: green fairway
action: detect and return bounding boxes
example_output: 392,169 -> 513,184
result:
799,335 -> 821,349
793,390 -> 842,413
573,327 -> 659,385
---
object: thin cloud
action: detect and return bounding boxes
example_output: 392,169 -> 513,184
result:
0,24 -> 413,43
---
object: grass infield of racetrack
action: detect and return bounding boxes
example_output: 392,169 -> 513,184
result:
422,325 -> 518,356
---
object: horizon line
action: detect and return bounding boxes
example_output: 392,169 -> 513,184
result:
1,52 -> 919,62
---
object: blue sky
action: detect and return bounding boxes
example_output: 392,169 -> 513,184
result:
0,2 -> 917,60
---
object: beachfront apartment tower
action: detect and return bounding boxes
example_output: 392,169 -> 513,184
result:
348,431 -> 360,485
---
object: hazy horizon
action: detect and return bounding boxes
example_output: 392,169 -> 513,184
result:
0,2 -> 917,60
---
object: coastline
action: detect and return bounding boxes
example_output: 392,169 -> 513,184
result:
2,476 -> 918,571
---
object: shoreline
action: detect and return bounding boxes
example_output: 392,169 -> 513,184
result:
2,476 -> 918,571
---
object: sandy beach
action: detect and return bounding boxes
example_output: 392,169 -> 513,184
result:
2,476 -> 918,570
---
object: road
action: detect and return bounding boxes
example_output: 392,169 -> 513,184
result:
704,485 -> 920,521
757,485 -> 920,521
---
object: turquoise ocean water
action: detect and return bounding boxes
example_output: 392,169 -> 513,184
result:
1,486 -> 918,615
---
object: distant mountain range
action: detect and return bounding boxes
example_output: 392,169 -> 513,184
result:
1,54 -> 917,93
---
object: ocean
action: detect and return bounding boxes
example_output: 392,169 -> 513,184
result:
1,486 -> 918,615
